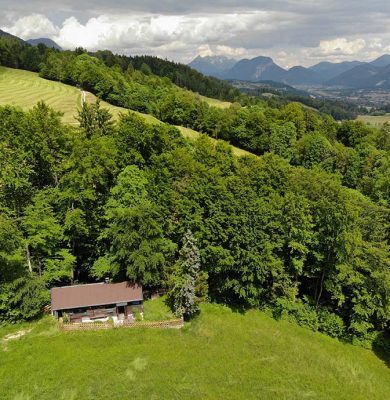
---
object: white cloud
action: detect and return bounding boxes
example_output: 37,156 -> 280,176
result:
50,12 -> 273,52
198,44 -> 248,58
3,13 -> 57,39
291,37 -> 390,66
316,38 -> 366,56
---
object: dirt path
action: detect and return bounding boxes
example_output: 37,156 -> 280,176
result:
2,328 -> 32,351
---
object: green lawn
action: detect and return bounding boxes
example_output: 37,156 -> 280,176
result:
0,66 -> 83,125
142,296 -> 175,321
0,303 -> 388,400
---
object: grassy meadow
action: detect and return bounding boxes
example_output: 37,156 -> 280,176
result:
0,66 -> 159,125
0,302 -> 389,400
176,125 -> 252,157
197,94 -> 232,109
357,114 -> 390,126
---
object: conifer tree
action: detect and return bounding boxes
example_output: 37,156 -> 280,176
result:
167,230 -> 207,320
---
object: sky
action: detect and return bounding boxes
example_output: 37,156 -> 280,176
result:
1,1 -> 390,68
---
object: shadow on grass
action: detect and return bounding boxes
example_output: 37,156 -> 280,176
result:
228,303 -> 250,315
209,297 -> 250,315
372,331 -> 390,368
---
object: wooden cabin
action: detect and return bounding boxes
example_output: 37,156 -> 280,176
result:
51,281 -> 143,323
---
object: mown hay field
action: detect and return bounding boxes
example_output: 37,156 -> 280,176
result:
0,66 -> 159,125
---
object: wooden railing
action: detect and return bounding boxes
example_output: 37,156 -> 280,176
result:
58,318 -> 184,331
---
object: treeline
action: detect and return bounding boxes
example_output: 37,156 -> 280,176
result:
94,51 -> 243,102
0,103 -> 388,344
0,36 -> 52,71
240,85 -> 361,120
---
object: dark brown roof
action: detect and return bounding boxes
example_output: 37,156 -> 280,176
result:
51,282 -> 143,311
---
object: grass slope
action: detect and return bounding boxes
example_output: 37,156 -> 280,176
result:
176,126 -> 252,157
358,114 -> 390,126
197,94 -> 232,109
0,303 -> 389,400
0,66 -> 83,125
0,66 -> 158,126
0,66 -> 248,157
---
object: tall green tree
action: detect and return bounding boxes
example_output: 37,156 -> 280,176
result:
22,193 -> 75,284
167,230 -> 207,320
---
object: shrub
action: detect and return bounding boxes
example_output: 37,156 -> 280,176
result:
318,309 -> 346,338
62,313 -> 70,323
134,311 -> 143,322
0,277 -> 50,323
274,298 -> 319,332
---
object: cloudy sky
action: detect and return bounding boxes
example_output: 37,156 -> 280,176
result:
1,1 -> 390,67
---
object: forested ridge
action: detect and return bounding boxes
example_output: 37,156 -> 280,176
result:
0,36 -> 389,347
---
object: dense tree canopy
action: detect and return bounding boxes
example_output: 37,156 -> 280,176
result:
0,37 -> 389,346
0,102 -> 387,344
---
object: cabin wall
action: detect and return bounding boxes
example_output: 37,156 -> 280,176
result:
59,300 -> 143,322
65,305 -> 116,322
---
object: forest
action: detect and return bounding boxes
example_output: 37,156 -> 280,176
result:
0,36 -> 389,346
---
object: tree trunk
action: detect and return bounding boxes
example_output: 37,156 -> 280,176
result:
26,244 -> 33,274
316,268 -> 325,308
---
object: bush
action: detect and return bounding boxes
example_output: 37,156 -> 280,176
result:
62,313 -> 70,323
274,298 -> 319,332
0,277 -> 50,323
318,309 -> 346,338
134,311 -> 143,322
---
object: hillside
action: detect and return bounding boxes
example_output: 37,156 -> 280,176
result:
0,29 -> 24,42
308,60 -> 364,82
1,303 -> 389,400
0,66 -> 247,156
0,43 -> 388,360
100,53 -> 243,102
0,66 -> 155,125
327,64 -> 382,88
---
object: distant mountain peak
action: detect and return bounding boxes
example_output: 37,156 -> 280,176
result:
370,54 -> 390,67
224,55 -> 287,82
26,37 -> 62,50
188,55 -> 237,77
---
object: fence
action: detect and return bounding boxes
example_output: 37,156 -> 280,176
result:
58,318 -> 184,331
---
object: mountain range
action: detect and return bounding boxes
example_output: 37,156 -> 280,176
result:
189,54 -> 390,89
